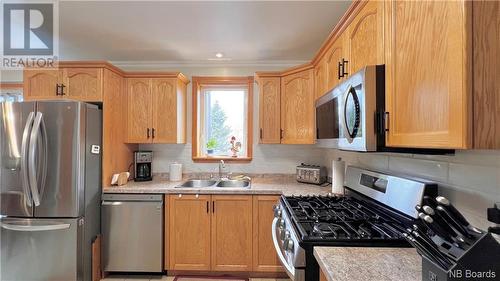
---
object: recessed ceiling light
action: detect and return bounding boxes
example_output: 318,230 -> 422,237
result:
215,52 -> 224,58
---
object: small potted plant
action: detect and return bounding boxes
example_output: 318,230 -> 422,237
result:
206,138 -> 217,156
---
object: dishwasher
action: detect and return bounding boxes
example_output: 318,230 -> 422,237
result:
102,194 -> 163,272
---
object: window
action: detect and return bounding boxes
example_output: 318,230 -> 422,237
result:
192,77 -> 253,162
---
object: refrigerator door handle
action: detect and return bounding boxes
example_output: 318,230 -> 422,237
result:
0,221 -> 71,232
28,112 -> 43,206
38,113 -> 48,200
21,112 -> 35,207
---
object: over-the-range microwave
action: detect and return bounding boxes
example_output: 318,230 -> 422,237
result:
315,65 -> 453,154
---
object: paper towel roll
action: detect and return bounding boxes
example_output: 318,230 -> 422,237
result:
332,158 -> 345,194
169,163 -> 183,181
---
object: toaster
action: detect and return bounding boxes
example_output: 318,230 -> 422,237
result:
296,163 -> 326,185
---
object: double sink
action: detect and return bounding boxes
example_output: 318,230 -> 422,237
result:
176,179 -> 251,189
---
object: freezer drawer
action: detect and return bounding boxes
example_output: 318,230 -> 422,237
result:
0,217 -> 83,281
102,194 -> 163,272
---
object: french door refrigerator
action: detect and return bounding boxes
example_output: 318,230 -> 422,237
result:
0,100 -> 102,281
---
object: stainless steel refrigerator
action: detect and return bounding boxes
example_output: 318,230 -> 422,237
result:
0,100 -> 102,281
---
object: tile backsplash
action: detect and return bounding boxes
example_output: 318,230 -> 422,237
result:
320,149 -> 500,233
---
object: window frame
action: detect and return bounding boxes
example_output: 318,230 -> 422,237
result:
191,76 -> 254,162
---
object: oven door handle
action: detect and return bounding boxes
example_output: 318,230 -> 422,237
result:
272,217 -> 295,279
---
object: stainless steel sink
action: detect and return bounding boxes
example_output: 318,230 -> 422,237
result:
176,180 -> 217,188
216,180 -> 251,188
175,179 -> 251,189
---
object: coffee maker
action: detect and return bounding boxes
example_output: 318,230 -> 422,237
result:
134,151 -> 153,181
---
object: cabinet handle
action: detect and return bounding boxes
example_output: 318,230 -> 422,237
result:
341,59 -> 349,77
384,112 -> 390,132
55,84 -> 61,96
152,128 -> 155,139
206,201 -> 209,213
338,62 -> 343,79
147,128 -> 150,138
280,129 -> 284,140
259,128 -> 263,140
212,201 -> 215,213
60,84 -> 66,96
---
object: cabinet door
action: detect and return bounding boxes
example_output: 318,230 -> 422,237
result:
23,69 -> 62,100
126,78 -> 152,143
252,196 -> 283,272
64,68 -> 103,101
326,33 -> 346,90
211,195 -> 252,271
152,78 -> 178,143
346,0 -> 384,76
385,1 -> 470,148
168,194 -> 211,271
258,77 -> 281,144
280,69 -> 315,144
314,58 -> 328,100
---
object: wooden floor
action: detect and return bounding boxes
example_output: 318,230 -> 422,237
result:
102,275 -> 290,281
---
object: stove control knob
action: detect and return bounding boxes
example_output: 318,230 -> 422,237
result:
278,218 -> 285,229
284,238 -> 294,252
273,205 -> 282,218
280,229 -> 290,240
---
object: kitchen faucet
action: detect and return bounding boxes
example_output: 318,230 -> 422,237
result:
218,160 -> 231,180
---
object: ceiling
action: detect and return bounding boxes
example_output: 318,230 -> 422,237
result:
59,1 -> 352,64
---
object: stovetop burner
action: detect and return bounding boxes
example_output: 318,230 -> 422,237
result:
283,195 -> 408,242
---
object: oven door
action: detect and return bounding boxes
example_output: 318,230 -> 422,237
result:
271,218 -> 305,281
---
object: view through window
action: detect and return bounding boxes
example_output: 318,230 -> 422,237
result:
201,87 -> 248,157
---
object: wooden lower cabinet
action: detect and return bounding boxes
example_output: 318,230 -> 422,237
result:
167,194 -> 211,271
166,194 -> 283,274
320,268 -> 328,281
252,195 -> 283,272
211,195 -> 253,271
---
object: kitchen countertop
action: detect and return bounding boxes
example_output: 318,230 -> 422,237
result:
314,246 -> 422,281
103,174 -> 332,196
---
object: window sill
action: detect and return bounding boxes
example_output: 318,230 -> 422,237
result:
192,156 -> 252,163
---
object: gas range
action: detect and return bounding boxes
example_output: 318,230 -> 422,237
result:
272,166 -> 437,281
283,195 -> 408,243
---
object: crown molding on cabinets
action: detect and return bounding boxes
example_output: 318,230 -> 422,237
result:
111,60 -> 309,69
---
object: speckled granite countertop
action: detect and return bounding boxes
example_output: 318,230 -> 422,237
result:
103,174 -> 332,196
314,247 -> 422,281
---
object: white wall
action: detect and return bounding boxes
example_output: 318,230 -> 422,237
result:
320,149 -> 500,232
116,63 -> 325,175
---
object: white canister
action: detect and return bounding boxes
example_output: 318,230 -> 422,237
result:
169,163 -> 183,181
332,158 -> 345,194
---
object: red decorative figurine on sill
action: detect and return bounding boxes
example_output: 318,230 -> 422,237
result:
230,136 -> 241,158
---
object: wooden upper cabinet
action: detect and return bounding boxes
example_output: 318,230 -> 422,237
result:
281,69 -> 315,144
314,58 -> 328,100
325,32 -> 346,90
126,76 -> 187,144
252,196 -> 283,272
346,0 -> 384,76
258,77 -> 281,144
126,78 -> 152,143
152,78 -> 181,143
167,194 -> 211,271
64,68 -> 103,101
384,0 -> 470,149
23,69 -> 62,100
211,195 -> 252,272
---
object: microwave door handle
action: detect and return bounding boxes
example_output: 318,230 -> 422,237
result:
341,86 -> 355,144
342,85 -> 361,144
28,112 -> 43,206
21,112 -> 35,207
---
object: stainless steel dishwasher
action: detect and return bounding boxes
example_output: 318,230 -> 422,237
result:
102,194 -> 163,272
